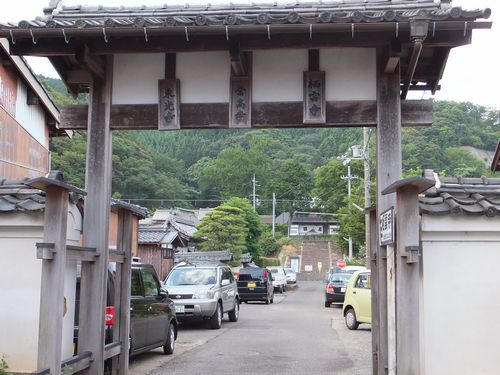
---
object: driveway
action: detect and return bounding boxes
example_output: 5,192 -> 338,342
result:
130,280 -> 371,375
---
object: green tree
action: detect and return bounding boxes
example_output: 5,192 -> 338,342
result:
226,197 -> 263,262
198,145 -> 271,201
312,158 -> 363,213
193,204 -> 248,264
264,158 -> 314,214
335,185 -> 366,257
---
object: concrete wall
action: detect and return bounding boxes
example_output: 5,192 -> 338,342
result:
112,48 -> 376,105
0,205 -> 82,373
420,215 -> 500,375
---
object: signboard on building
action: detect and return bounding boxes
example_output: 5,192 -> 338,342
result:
380,207 -> 394,245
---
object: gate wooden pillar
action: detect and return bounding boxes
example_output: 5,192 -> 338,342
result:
78,55 -> 114,375
376,47 -> 402,375
382,177 -> 434,375
368,208 -> 379,374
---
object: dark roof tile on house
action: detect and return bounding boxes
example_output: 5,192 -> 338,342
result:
111,198 -> 148,218
138,229 -> 179,244
0,177 -> 147,217
291,212 -> 338,224
419,174 -> 500,217
0,179 -> 45,213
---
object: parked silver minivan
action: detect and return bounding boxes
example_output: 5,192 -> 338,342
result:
162,263 -> 240,329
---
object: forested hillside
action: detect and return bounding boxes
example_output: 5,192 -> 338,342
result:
44,75 -> 499,218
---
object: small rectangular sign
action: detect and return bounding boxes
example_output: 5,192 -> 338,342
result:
229,76 -> 251,128
158,79 -> 181,130
379,207 -> 394,246
304,265 -> 313,272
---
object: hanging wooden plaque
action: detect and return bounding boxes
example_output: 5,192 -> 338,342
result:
229,76 -> 251,128
303,71 -> 326,124
158,79 -> 180,130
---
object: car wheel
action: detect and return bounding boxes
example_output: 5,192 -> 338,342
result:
324,301 -> 331,308
279,286 -> 283,294
270,296 -> 274,304
228,299 -> 239,322
163,322 -> 175,355
209,302 -> 223,329
345,308 -> 359,330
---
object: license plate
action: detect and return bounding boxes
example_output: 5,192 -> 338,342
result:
175,305 -> 185,313
247,282 -> 256,288
341,287 -> 346,293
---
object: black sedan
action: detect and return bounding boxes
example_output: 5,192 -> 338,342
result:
324,273 -> 352,307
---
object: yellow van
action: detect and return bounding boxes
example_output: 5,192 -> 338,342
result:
342,270 -> 371,330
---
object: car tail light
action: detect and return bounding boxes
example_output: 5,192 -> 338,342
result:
105,306 -> 115,326
236,272 -> 240,280
326,284 -> 334,293
263,270 -> 267,279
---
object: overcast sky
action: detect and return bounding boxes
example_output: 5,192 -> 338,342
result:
1,0 -> 498,109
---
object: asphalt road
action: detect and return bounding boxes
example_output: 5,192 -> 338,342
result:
129,281 -> 371,375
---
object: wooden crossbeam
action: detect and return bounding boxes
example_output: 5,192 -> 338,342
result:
60,100 -> 432,130
104,341 -> 122,360
8,28 -> 480,57
109,249 -> 126,263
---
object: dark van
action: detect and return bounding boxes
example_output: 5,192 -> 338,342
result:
237,267 -> 274,304
74,262 -> 178,358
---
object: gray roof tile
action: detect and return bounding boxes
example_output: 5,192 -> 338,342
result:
0,1 -> 490,31
419,175 -> 500,217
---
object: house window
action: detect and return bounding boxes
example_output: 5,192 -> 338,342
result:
303,226 -> 308,231
163,245 -> 174,259
317,226 -> 323,233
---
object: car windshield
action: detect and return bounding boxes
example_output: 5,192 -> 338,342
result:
284,269 -> 294,274
166,268 -> 217,286
329,274 -> 351,283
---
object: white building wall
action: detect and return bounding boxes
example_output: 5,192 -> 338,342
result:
0,205 -> 82,373
112,48 -> 376,105
420,215 -> 500,375
15,80 -> 47,147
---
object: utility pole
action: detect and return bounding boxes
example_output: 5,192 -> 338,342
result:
252,174 -> 256,212
341,165 -> 359,259
272,192 -> 276,238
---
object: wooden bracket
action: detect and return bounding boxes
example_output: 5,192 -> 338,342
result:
36,242 -> 56,260
403,246 -> 420,264
384,43 -> 401,74
75,45 -> 105,80
230,41 -> 247,77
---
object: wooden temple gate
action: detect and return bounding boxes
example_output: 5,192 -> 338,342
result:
0,0 -> 491,374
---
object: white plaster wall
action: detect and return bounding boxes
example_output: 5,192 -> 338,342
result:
113,52 -> 230,104
15,80 -> 47,147
177,51 -> 230,103
252,50 -> 308,102
0,205 -> 82,373
320,48 -> 376,101
421,215 -> 500,375
113,53 -> 165,104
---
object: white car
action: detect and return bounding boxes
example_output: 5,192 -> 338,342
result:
268,266 -> 287,293
284,268 -> 297,284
